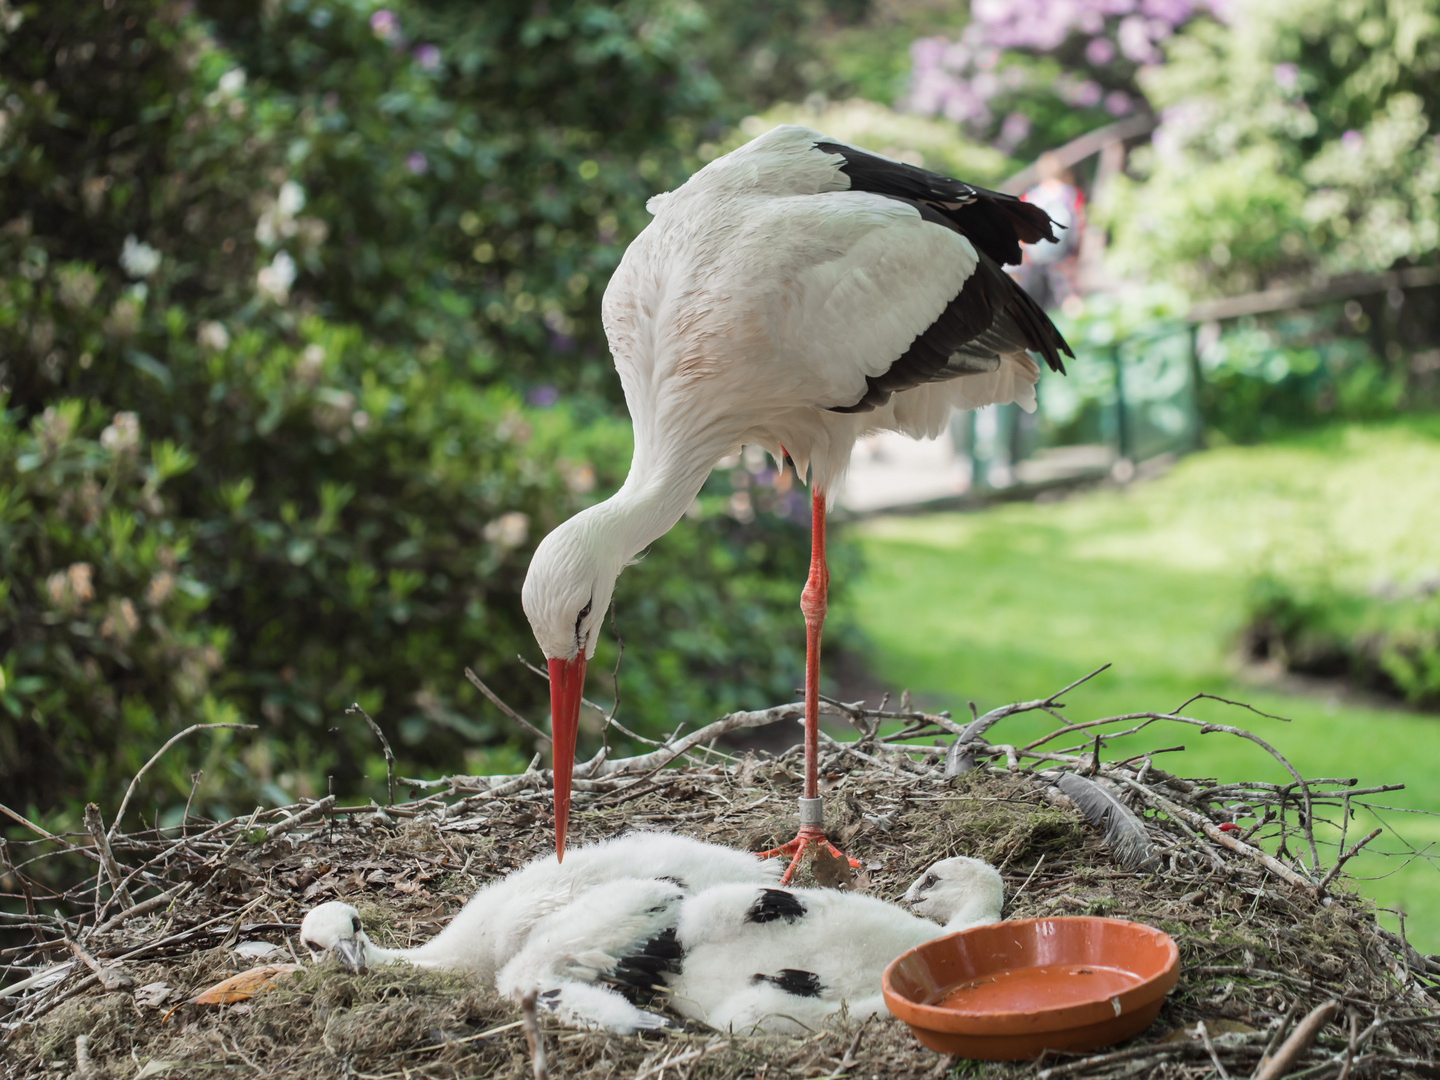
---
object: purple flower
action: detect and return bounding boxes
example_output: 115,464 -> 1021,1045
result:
1075,80 -> 1103,107
1085,36 -> 1116,65
1118,15 -> 1160,62
527,384 -> 559,408
1272,62 -> 1298,91
1105,90 -> 1134,116
1341,129 -> 1363,151
405,151 -> 428,175
413,44 -> 441,71
369,9 -> 398,40
998,112 -> 1032,151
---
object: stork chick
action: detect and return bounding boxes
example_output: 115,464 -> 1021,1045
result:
662,855 -> 1005,1034
298,831 -> 777,1033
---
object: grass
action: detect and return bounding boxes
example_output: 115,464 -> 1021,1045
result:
845,417 -> 1440,953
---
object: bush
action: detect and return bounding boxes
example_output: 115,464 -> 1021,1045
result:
0,0 -> 854,828
1244,573 -> 1440,708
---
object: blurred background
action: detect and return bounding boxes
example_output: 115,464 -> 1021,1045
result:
2,0 -> 1437,945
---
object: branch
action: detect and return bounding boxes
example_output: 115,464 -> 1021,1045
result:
109,723 -> 256,840
346,704 -> 395,805
466,667 -> 551,744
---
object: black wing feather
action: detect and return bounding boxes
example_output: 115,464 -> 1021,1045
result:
745,888 -> 807,924
815,140 -> 1060,265
602,926 -> 684,999
813,141 -> 1073,414
751,969 -> 824,998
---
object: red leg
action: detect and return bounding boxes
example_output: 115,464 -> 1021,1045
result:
757,487 -> 861,884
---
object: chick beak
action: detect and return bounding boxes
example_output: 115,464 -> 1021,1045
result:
332,937 -> 368,974
548,655 -> 586,863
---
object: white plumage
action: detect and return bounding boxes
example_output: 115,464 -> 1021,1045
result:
299,835 -> 1004,1036
664,855 -> 1005,1034
522,124 -> 1071,873
298,832 -> 778,1033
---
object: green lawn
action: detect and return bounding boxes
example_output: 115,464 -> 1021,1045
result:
846,419 -> 1440,952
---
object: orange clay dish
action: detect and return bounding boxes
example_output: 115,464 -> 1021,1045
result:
881,917 -> 1180,1061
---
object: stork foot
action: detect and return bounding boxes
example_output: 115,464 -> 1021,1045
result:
757,825 -> 861,885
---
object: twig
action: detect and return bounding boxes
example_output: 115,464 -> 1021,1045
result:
945,664 -> 1113,777
1036,1041 -> 1185,1078
586,703 -> 808,778
1255,1000 -> 1339,1080
466,667 -> 551,745
1024,707 -> 1322,874
520,990 -> 548,1080
1317,828 -> 1383,894
108,723 -> 256,839
1196,1020 -> 1231,1080
264,796 -> 337,841
1254,1003 -> 1298,1078
0,803 -> 102,864
82,804 -> 133,909
346,704 -> 395,805
1010,853 -> 1046,906
91,881 -> 192,935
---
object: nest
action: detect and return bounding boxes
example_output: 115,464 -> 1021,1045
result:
3,668 -> 1439,1079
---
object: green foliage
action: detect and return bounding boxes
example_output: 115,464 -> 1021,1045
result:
1193,310 -> 1404,442
0,0 -> 851,825
1098,0 -> 1440,292
1245,573 -> 1440,707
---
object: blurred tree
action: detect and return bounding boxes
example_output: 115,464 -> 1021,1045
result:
900,0 -> 1224,159
1098,0 -> 1440,295
0,0 -> 847,826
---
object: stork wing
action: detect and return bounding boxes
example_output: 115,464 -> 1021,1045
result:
766,192 -> 1068,412
815,140 -> 1060,266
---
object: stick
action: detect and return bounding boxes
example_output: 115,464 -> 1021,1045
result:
92,881 -> 192,935
1024,708 -> 1322,874
264,796 -> 337,841
0,803 -> 101,864
1255,1000 -> 1339,1080
520,990 -> 548,1080
466,667 -> 551,745
109,723 -> 256,839
1317,828 -> 1383,894
83,804 -> 133,909
346,704 -> 395,805
1197,1020 -> 1231,1080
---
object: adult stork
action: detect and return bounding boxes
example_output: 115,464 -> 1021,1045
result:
522,124 -> 1072,880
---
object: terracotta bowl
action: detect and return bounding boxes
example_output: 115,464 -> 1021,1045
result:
882,917 -> 1179,1061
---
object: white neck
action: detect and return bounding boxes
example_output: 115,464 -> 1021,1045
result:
571,440 -> 721,577
940,894 -> 1004,933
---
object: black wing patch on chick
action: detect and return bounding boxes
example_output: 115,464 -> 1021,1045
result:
815,140 -> 1059,266
603,927 -> 684,1001
752,969 -> 824,998
745,888 -> 807,924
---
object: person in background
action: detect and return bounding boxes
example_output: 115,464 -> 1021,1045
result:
1017,152 -> 1085,312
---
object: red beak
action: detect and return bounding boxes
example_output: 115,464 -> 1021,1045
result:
548,655 -> 586,862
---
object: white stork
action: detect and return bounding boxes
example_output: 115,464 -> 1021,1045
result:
522,124 -> 1071,878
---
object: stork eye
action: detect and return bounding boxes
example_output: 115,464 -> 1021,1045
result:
351,916 -> 362,933
574,598 -> 593,638
921,874 -> 938,890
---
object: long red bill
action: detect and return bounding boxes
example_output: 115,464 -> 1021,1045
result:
548,655 -> 586,862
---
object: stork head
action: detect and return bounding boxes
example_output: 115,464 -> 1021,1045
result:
521,509 -> 625,864
901,856 -> 1005,929
299,901 -> 372,973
